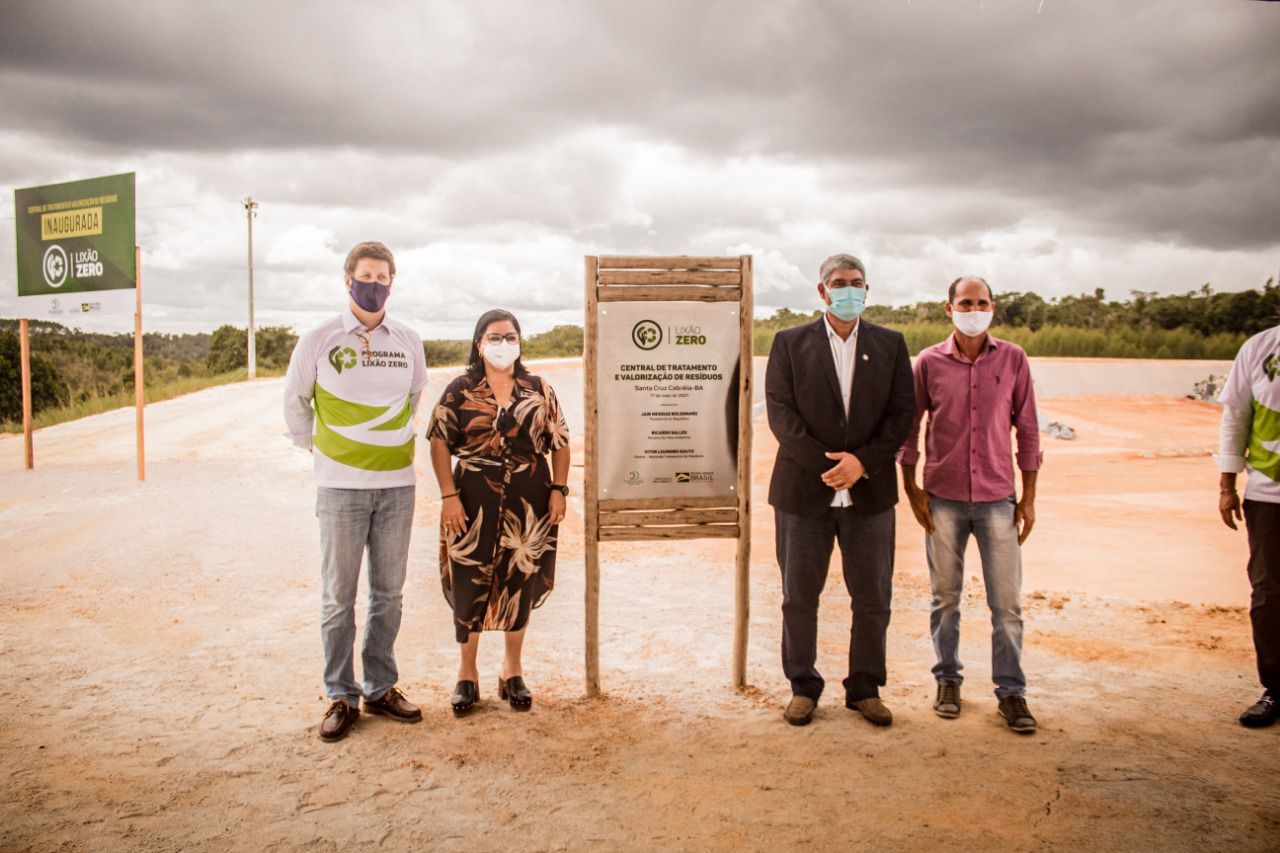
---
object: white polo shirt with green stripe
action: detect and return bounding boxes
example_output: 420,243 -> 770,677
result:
1217,325 -> 1280,504
284,308 -> 428,489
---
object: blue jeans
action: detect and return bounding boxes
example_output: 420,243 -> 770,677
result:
316,486 -> 415,708
926,495 -> 1026,698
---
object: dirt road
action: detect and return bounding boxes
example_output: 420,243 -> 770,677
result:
0,361 -> 1275,851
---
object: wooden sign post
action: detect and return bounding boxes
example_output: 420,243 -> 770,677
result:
134,246 -> 145,481
19,319 -> 33,469
583,255 -> 754,696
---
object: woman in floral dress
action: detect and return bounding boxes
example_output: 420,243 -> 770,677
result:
428,309 -> 570,715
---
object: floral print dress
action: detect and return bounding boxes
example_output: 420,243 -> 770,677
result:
428,373 -> 570,642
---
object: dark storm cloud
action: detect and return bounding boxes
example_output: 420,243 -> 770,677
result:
1,0 -> 1278,252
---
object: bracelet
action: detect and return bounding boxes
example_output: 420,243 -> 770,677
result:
441,492 -> 459,499
1221,489 -> 1237,495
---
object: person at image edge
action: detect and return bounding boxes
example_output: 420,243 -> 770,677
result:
1217,320 -> 1280,729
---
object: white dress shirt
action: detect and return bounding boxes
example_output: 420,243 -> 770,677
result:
824,315 -> 859,507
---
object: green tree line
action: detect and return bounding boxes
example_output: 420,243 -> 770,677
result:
860,280 -> 1279,336
754,278 -> 1279,358
0,321 -> 586,427
0,321 -> 297,426
3,280 -> 1274,428
424,324 -> 586,366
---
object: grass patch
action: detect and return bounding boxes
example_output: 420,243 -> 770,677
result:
755,322 -> 1246,359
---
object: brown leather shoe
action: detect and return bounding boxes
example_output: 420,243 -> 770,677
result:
319,699 -> 359,741
364,687 -> 423,723
847,696 -> 893,727
784,695 -> 816,726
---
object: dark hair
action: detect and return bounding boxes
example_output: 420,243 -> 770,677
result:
947,275 -> 994,304
466,308 -> 529,380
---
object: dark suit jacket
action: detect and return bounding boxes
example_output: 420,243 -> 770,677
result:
766,317 -> 915,518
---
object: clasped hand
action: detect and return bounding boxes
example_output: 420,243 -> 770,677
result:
821,451 -> 865,491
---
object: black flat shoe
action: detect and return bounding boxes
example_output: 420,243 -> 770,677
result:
1240,692 -> 1278,728
451,680 -> 478,716
498,675 -> 533,710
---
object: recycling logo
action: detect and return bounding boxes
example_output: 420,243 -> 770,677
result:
328,346 -> 358,374
43,244 -> 68,288
632,320 -> 662,350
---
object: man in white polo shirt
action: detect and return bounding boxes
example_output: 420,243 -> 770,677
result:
1217,320 -> 1280,729
284,240 -> 429,741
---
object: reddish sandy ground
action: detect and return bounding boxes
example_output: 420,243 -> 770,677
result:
0,362 -> 1276,851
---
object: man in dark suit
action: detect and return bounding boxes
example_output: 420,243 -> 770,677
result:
766,253 -> 915,727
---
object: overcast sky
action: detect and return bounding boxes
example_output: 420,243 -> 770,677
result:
1,0 -> 1277,338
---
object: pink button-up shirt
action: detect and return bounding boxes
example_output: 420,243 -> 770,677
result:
897,333 -> 1042,502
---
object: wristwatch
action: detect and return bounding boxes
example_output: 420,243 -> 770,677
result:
549,483 -> 570,496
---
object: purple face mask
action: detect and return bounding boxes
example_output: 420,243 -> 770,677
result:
349,277 -> 391,313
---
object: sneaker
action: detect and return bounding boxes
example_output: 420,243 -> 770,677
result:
1239,692 -> 1278,728
784,695 -> 816,726
934,682 -> 961,719
997,695 -> 1037,734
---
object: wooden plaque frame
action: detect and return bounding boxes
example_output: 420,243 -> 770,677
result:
583,254 -> 754,696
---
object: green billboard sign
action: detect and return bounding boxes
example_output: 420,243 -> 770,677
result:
14,172 -> 136,318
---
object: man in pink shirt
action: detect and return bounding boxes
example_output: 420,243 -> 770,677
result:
898,276 -> 1043,734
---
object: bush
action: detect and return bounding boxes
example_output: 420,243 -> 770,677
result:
523,324 -> 583,359
207,325 -> 247,373
207,324 -> 297,372
0,330 -> 70,422
255,326 -> 298,370
425,340 -> 470,367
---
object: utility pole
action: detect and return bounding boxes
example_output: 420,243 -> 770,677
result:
244,196 -> 259,379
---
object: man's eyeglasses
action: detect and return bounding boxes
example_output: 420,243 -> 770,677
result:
483,333 -> 519,345
827,278 -> 868,290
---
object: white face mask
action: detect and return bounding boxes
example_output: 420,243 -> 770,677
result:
952,310 -> 993,338
482,341 -> 520,370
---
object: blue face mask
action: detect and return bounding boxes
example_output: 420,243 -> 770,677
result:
349,277 -> 391,313
824,285 -> 866,321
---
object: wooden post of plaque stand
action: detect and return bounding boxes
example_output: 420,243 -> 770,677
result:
583,255 -> 754,697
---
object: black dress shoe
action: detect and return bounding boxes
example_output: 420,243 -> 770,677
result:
319,700 -> 359,742
499,676 -> 533,710
451,680 -> 479,716
1240,692 -> 1278,728
364,686 -> 423,723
